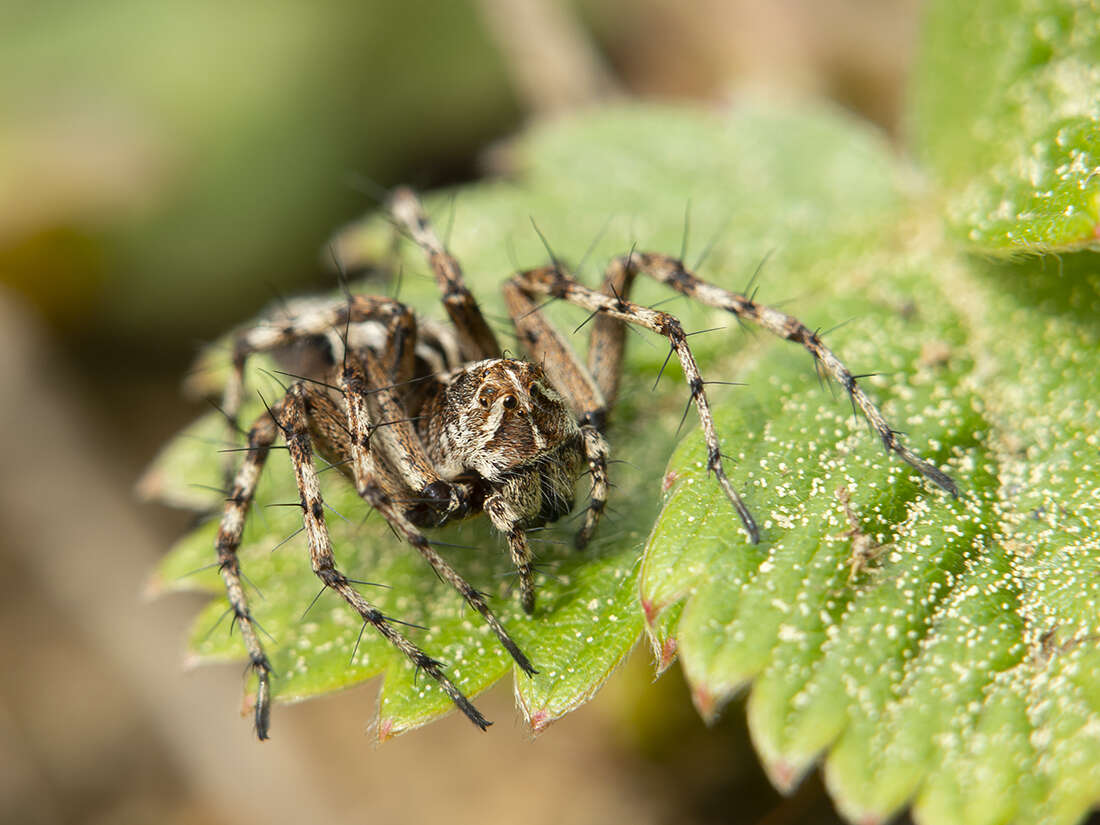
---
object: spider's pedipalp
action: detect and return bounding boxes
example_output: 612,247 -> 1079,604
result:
575,425 -> 610,549
488,510 -> 537,614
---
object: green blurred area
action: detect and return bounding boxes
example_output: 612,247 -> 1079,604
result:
0,0 -> 518,347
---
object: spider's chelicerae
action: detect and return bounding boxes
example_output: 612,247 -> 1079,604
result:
214,187 -> 957,739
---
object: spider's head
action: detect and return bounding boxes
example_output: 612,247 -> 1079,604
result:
442,358 -> 579,481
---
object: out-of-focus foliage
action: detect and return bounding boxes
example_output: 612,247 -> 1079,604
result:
910,0 -> 1100,252
0,0 -> 517,339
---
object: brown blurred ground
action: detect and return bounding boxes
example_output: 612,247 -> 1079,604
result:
1,3 -> 925,823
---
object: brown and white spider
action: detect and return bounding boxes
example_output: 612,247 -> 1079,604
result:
213,186 -> 957,739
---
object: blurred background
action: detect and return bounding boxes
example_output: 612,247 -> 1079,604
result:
1,2 -> 923,823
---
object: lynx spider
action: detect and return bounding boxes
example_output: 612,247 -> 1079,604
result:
212,186 -> 957,739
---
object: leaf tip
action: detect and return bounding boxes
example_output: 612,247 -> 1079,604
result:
142,571 -> 165,601
761,754 -> 819,797
134,466 -> 161,501
528,708 -> 554,734
376,716 -> 397,742
765,759 -> 800,794
691,684 -> 719,723
656,636 -> 678,673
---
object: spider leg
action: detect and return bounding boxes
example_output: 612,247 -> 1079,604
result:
611,252 -> 957,496
354,343 -> 469,521
485,497 -> 538,615
389,186 -> 502,362
338,358 -> 536,675
587,254 -> 636,409
509,265 -> 760,544
280,383 -> 491,730
214,399 -> 286,740
223,295 -> 418,434
502,281 -> 610,549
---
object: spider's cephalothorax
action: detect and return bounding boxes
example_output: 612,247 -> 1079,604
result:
210,186 -> 957,740
421,358 -> 585,525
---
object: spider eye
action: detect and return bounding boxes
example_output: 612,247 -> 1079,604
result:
502,395 -> 517,409
478,395 -> 490,408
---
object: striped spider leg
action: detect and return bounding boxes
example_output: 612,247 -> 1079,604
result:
591,251 -> 958,496
214,385 -> 494,740
213,286 -> 532,738
506,248 -> 958,543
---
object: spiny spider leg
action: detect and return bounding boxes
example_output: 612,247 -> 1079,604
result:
280,383 -> 491,730
489,515 -> 535,614
611,252 -> 958,496
215,402 -> 285,739
355,343 -> 463,517
502,280 -> 611,549
587,254 -> 636,408
389,186 -> 501,362
224,296 -> 418,435
339,355 -> 536,676
509,265 -> 760,544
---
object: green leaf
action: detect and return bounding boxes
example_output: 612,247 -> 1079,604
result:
947,116 -> 1100,252
639,129 -> 1099,825
148,67 -> 1099,825
147,100 -> 910,738
910,0 -> 1100,253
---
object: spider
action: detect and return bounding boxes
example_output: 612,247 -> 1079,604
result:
834,486 -> 892,584
212,186 -> 957,739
